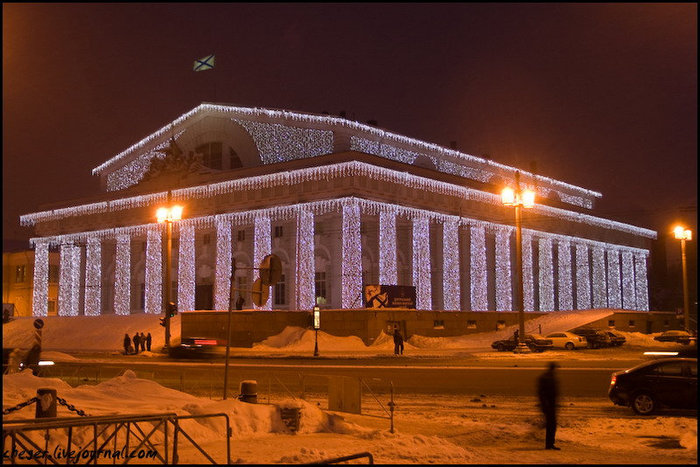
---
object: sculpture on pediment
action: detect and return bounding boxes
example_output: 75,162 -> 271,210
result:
140,137 -> 203,186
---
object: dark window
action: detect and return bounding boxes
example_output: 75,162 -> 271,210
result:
196,142 -> 223,170
274,226 -> 284,238
433,320 -> 445,329
655,362 -> 685,376
608,319 -> 615,327
203,234 -> 211,245
628,320 -> 636,327
15,265 -> 26,283
49,265 -> 60,283
47,300 -> 56,315
315,222 -> 324,235
237,230 -> 245,242
315,272 -> 327,303
467,320 -> 477,329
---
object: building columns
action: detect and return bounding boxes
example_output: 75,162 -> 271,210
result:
621,250 -> 636,310
442,220 -> 460,310
214,218 -> 232,310
254,215 -> 272,310
295,209 -> 315,310
470,224 -> 488,311
32,241 -> 50,317
592,246 -> 607,309
379,210 -> 398,286
538,237 -> 555,311
145,226 -> 162,314
634,252 -> 649,311
178,225 -> 196,312
412,216 -> 432,310
84,237 -> 102,316
575,243 -> 591,310
495,227 -> 512,311
607,249 -> 622,309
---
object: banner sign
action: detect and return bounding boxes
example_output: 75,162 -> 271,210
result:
364,285 -> 416,309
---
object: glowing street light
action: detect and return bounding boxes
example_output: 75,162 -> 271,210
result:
156,199 -> 184,352
673,225 -> 692,332
502,172 -> 536,353
313,305 -> 321,357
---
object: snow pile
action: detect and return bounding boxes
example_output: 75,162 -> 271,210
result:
253,327 -> 418,353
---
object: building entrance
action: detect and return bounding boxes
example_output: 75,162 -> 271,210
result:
195,284 -> 214,310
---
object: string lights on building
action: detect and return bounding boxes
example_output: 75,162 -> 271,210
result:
177,225 -> 196,312
84,238 -> 102,316
32,242 -> 49,317
469,224 -> 488,311
495,226 -> 513,311
295,209 -> 315,310
215,219 -> 232,310
538,237 -> 555,312
342,203 -> 363,309
621,251 -> 636,310
442,220 -> 460,310
592,247 -> 607,309
575,244 -> 591,310
412,216 -> 432,310
114,235 -> 131,315
254,215 -> 272,310
557,240 -> 573,311
145,226 -> 162,314
607,250 -> 622,309
379,210 -> 398,286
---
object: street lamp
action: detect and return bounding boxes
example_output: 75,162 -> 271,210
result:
313,305 -> 321,357
156,201 -> 183,352
673,225 -> 692,332
502,171 -> 535,354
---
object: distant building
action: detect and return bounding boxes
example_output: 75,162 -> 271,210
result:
20,103 -> 656,317
3,250 -> 60,317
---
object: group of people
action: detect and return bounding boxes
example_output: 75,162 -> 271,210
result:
123,332 -> 152,355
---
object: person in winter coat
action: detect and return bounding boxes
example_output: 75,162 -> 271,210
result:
146,333 -> 152,352
537,361 -> 561,450
139,332 -> 146,352
123,334 -> 131,355
393,329 -> 404,355
132,333 -> 140,354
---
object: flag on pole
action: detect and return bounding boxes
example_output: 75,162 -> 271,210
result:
194,54 -> 215,71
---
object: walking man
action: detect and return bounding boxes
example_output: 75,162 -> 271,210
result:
140,332 -> 146,352
537,361 -> 560,450
146,332 -> 152,352
123,333 -> 131,355
393,328 -> 404,355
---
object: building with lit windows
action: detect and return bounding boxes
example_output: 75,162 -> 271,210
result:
21,103 -> 657,324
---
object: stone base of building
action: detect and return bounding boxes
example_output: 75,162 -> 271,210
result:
180,309 -> 684,348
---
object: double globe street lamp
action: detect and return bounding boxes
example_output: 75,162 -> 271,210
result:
501,172 -> 536,353
156,203 -> 183,352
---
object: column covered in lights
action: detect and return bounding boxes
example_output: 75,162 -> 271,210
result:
501,171 -> 535,353
673,225 -> 692,331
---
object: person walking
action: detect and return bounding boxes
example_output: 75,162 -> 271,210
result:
132,332 -> 140,354
393,328 -> 404,355
513,329 -> 520,345
146,332 -> 152,351
139,332 -> 146,352
123,334 -> 131,355
537,361 -> 560,450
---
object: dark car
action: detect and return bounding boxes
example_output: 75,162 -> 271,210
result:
608,357 -> 697,415
606,331 -> 626,347
571,328 -> 611,349
654,330 -> 696,345
491,334 -> 553,352
170,337 -> 225,358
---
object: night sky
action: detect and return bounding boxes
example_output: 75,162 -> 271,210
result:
3,3 -> 697,248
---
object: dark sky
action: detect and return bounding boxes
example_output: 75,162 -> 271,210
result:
3,3 -> 697,247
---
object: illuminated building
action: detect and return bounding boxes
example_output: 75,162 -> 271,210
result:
21,103 -> 655,317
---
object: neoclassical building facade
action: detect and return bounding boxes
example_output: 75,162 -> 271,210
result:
21,103 -> 656,317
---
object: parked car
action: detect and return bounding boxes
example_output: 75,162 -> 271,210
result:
491,334 -> 554,352
654,330 -> 696,345
606,331 -> 626,347
608,357 -> 697,415
571,328 -> 612,349
545,332 -> 587,350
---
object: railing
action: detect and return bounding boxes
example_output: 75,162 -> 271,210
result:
311,451 -> 374,464
2,412 -> 231,465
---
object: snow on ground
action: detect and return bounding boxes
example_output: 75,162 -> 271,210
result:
3,370 -> 696,464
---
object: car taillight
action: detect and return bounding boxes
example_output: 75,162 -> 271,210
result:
194,339 -> 217,346
610,374 -> 616,386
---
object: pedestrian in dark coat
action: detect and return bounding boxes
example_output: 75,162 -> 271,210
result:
513,329 -> 520,345
140,332 -> 146,352
132,333 -> 140,354
393,329 -> 404,355
123,334 -> 131,355
537,362 -> 560,450
146,333 -> 152,352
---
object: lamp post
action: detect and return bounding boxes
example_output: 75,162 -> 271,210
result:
156,201 -> 183,352
313,305 -> 320,357
502,171 -> 535,354
673,225 -> 692,332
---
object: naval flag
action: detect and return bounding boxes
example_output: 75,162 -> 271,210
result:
194,54 -> 215,71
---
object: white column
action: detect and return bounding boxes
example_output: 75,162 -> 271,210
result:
254,214 -> 272,310
634,251 -> 649,311
70,245 -> 82,316
442,219 -> 460,310
214,218 -> 232,310
379,210 -> 398,285
522,231 -> 534,312
470,224 -> 488,311
145,226 -> 162,314
592,246 -> 607,309
412,216 -> 432,310
178,225 -> 196,312
621,251 -> 636,310
59,243 -> 79,316
114,235 -> 131,315
495,227 -> 512,311
295,209 -> 315,310
607,249 -> 622,309
575,243 -> 591,310
84,237 -> 102,316
538,237 -> 555,311
32,241 -> 49,317
557,239 -> 573,311
342,202 -> 363,309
